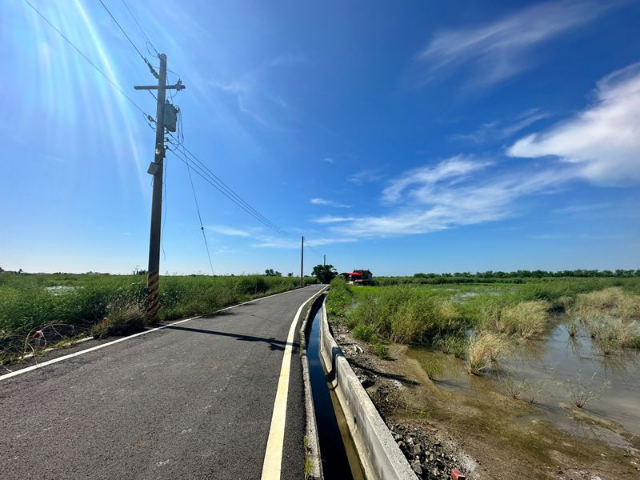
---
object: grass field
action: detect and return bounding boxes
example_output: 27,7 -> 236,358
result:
0,273 -> 316,359
327,276 -> 640,365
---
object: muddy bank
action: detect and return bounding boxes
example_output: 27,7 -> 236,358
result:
329,322 -> 640,480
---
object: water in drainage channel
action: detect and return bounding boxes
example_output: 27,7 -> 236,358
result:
307,304 -> 365,480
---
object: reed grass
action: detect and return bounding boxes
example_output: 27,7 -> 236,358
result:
466,332 -> 511,375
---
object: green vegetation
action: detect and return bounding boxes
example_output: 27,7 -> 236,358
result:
326,275 -> 640,375
0,273 -> 309,355
372,342 -> 389,359
483,300 -> 550,339
420,357 -> 444,380
311,264 -> 338,284
325,277 -> 353,321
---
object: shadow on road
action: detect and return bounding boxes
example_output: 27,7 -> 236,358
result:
164,325 -> 299,351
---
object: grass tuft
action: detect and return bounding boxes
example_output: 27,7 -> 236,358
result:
466,332 -> 510,375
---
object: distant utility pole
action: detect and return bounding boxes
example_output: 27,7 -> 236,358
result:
323,255 -> 326,267
300,236 -> 304,288
134,53 -> 184,322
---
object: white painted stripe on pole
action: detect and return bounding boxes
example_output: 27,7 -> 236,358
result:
0,286 -> 316,382
261,287 -> 327,480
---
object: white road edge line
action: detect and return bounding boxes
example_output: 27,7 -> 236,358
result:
261,286 -> 327,480
0,286 -> 317,382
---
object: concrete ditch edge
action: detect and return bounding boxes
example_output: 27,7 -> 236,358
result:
319,296 -> 418,480
298,287 -> 328,480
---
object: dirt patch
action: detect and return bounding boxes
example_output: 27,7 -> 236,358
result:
330,322 -> 640,480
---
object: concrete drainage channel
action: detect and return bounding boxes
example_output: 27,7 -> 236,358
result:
300,293 -> 417,480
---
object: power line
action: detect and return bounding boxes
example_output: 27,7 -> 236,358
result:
22,0 -> 153,121
120,0 -> 157,55
167,133 -> 291,237
166,145 -> 291,238
184,154 -> 215,275
98,0 -> 159,79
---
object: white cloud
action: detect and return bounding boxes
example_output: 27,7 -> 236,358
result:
453,109 -> 552,143
508,62 -> 640,185
552,203 -> 611,214
413,0 -> 613,86
383,156 -> 490,203
208,225 -> 251,237
330,156 -> 573,237
323,157 -> 335,164
312,216 -> 356,224
310,198 -> 351,208
348,169 -> 384,185
253,237 -> 357,248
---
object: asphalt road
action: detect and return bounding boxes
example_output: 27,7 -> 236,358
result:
0,285 -> 325,480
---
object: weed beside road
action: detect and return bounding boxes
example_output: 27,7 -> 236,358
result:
0,273 -> 313,361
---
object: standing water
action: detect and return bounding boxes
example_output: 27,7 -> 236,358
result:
307,305 -> 365,479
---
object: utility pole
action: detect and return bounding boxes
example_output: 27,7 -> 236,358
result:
323,255 -> 326,267
134,54 -> 184,322
300,236 -> 304,288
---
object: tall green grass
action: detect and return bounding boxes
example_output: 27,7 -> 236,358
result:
0,273 -> 306,338
341,286 -> 465,344
326,278 -> 640,350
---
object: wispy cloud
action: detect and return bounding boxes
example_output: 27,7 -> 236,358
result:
253,237 -> 357,248
329,156 -> 574,237
208,54 -> 306,129
383,156 -> 490,204
348,169 -> 384,185
532,233 -> 628,240
508,62 -> 640,185
312,216 -> 356,224
323,157 -> 335,164
552,203 -> 611,214
451,109 -> 552,144
208,225 -> 251,237
310,198 -> 351,208
411,0 -> 614,87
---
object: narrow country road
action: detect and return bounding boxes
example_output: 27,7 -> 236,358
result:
0,285 -> 325,480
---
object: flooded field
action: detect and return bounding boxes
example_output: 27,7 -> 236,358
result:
408,320 -> 640,450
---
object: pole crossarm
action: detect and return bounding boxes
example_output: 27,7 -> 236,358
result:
134,82 -> 185,91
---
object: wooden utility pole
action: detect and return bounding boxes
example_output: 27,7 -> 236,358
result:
134,54 -> 184,322
300,236 -> 304,288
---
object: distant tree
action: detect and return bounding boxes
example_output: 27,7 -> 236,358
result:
0,266 -> 4,273
287,272 -> 293,277
312,264 -> 338,284
265,269 -> 282,277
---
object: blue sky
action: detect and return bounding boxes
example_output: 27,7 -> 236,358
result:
2,0 -> 640,275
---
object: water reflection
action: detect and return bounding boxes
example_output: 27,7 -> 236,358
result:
408,321 -> 640,442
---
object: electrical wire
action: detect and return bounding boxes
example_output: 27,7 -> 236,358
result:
120,0 -> 157,55
22,0 -> 154,121
166,145 -> 290,238
98,0 -> 159,78
184,155 -> 215,276
166,134 -> 291,237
